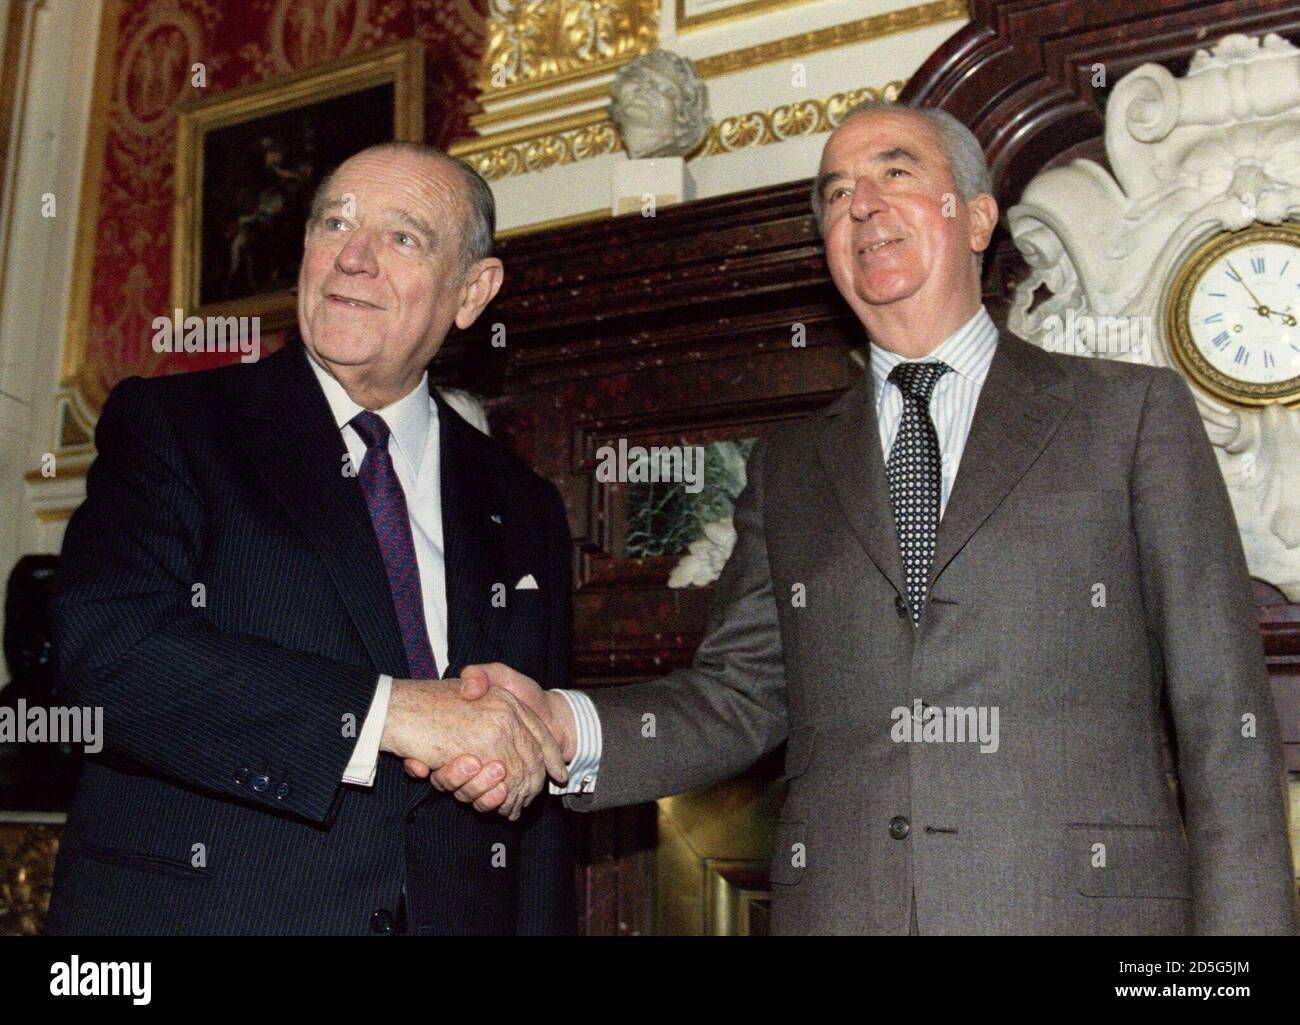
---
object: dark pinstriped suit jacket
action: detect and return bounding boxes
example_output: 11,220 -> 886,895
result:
45,342 -> 575,935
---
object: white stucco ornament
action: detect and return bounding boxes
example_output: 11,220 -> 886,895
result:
1007,32 -> 1300,599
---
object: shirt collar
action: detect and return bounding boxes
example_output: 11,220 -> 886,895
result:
870,305 -> 999,398
305,349 -> 433,468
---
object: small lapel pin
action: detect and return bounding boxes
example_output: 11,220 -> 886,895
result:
489,513 -> 503,524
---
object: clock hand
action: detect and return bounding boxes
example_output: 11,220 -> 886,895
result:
1226,259 -> 1274,318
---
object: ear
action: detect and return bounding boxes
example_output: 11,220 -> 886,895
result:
454,257 -> 505,331
967,192 -> 999,255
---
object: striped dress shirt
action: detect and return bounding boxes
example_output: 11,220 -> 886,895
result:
870,304 -> 999,518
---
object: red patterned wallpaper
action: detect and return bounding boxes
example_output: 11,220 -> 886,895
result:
84,0 -> 487,399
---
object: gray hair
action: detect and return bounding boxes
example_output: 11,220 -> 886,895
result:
811,99 -> 993,272
308,141 -> 495,274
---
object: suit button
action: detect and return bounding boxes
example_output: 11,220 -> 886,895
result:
251,773 -> 270,793
894,596 -> 908,619
370,909 -> 394,934
234,768 -> 251,786
889,816 -> 911,840
274,782 -> 291,800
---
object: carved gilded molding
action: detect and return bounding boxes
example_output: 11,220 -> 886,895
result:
471,82 -> 611,131
459,81 -> 904,182
471,0 -> 963,133
676,0 -> 819,34
34,508 -> 76,523
692,0 -> 967,78
0,824 -> 60,937
0,0 -> 36,316
58,0 -> 122,426
697,82 -> 903,156
456,107 -> 620,180
480,0 -> 659,102
465,0 -> 963,179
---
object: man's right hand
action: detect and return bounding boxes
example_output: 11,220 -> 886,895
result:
403,665 -> 577,813
381,677 -> 567,820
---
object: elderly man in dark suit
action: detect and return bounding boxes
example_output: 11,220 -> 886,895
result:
427,101 -> 1298,935
46,143 -> 577,935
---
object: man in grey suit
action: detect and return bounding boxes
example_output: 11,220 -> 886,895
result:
412,100 -> 1298,935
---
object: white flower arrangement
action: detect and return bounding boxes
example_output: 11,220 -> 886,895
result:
668,517 -> 737,588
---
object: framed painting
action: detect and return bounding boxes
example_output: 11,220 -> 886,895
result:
171,39 -> 424,330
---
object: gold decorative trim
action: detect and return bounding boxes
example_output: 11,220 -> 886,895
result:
470,82 -> 611,131
1164,222 -> 1300,409
0,0 -> 36,313
454,107 -> 610,157
480,0 -> 658,102
60,0 -> 122,417
694,0 -> 967,78
462,81 -> 903,182
36,507 -> 76,524
25,395 -> 97,482
24,461 -> 90,484
57,395 -> 95,451
0,824 -> 61,936
705,859 -> 771,935
464,0 -> 960,176
498,207 -> 609,240
655,778 -> 781,935
697,81 -> 903,156
457,110 -> 622,182
676,0 -> 818,33
1289,776 -> 1300,885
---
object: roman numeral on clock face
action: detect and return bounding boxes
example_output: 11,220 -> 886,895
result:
1178,230 -> 1300,402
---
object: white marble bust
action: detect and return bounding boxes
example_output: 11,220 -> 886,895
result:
610,49 -> 709,159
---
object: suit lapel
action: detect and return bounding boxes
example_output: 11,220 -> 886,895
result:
815,373 -> 908,599
433,389 -> 509,676
234,344 -> 408,677
929,332 -> 1074,584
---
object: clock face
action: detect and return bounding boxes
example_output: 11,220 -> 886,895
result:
1167,223 -> 1300,407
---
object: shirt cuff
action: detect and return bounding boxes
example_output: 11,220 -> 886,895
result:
342,674 -> 392,786
549,688 -> 601,795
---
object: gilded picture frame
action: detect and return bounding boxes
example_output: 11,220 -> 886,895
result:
171,39 -> 424,331
675,0 -> 818,32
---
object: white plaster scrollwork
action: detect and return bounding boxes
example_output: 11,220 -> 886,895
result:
1008,33 -> 1300,599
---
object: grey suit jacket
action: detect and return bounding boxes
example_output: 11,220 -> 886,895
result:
566,332 -> 1298,935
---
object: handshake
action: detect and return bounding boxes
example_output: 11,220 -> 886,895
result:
379,664 -> 576,821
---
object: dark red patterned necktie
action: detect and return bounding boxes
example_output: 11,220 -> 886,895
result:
350,411 -> 439,679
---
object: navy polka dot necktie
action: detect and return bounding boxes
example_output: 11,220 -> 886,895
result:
350,411 -> 440,678
885,361 -> 951,626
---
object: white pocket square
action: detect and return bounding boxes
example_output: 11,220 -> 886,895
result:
515,574 -> 539,590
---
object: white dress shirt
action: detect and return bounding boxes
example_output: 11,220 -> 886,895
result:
554,305 -> 1001,794
304,354 -> 596,788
